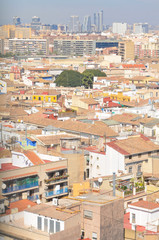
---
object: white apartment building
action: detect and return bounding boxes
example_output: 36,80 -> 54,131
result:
112,22 -> 127,35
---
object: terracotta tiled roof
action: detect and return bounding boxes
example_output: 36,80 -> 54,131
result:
24,151 -> 45,165
128,200 -> 159,210
26,137 -> 36,142
107,135 -> 159,156
0,163 -> 19,172
3,125 -> 14,128
110,113 -> 141,126
5,199 -> 37,215
22,114 -> 118,138
122,64 -> 146,69
80,98 -> 98,105
85,146 -> 106,155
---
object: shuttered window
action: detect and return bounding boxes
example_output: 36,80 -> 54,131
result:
44,218 -> 48,232
56,221 -> 60,232
49,219 -> 54,233
37,216 -> 42,230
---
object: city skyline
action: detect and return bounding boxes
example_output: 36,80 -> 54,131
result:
0,0 -> 159,26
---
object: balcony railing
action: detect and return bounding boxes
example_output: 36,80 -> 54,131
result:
2,181 -> 39,194
45,176 -> 68,185
45,187 -> 68,198
27,194 -> 39,201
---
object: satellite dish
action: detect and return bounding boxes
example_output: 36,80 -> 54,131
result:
2,183 -> 6,189
98,178 -> 103,183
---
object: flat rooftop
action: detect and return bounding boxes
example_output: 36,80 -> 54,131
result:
68,192 -> 120,206
25,203 -> 79,221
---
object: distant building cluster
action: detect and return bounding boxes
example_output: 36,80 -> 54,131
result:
0,24 -> 159,239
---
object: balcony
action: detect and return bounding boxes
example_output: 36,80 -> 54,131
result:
45,175 -> 68,186
27,194 -> 39,201
2,181 -> 39,195
45,187 -> 68,198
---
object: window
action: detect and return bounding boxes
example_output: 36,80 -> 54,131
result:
49,219 -> 54,233
86,169 -> 89,178
56,221 -> 60,232
138,154 -> 141,158
84,171 -> 86,180
84,210 -> 93,220
34,96 -> 36,99
129,156 -> 132,160
132,213 -> 136,223
37,216 -> 42,230
129,166 -> 132,173
138,165 -> 141,173
44,218 -> 48,232
39,97 -> 41,100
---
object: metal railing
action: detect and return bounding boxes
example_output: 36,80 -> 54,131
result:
45,187 -> 68,197
2,181 -> 39,194
27,195 -> 39,201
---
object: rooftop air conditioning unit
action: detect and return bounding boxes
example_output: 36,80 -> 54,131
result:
52,198 -> 59,206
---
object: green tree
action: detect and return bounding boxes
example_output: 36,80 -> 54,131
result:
82,71 -> 94,89
82,69 -> 106,77
55,70 -> 82,87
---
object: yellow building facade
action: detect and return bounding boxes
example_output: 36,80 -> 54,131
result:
110,92 -> 131,102
32,95 -> 57,103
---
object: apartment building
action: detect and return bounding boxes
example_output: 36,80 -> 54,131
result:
112,22 -> 127,35
0,25 -> 16,39
118,40 -> 135,61
135,40 -> 159,58
54,40 -> 96,56
0,39 -> 4,54
0,25 -> 31,39
9,39 -> 49,55
106,135 -> 159,178
0,192 -> 124,240
0,151 -> 68,203
133,23 -> 149,34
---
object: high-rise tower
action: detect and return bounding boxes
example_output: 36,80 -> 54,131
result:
13,16 -> 21,26
69,16 -> 80,33
83,16 -> 91,33
31,16 -> 41,30
94,10 -> 103,32
98,10 -> 103,32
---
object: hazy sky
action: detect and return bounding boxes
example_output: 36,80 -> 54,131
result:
0,0 -> 159,26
